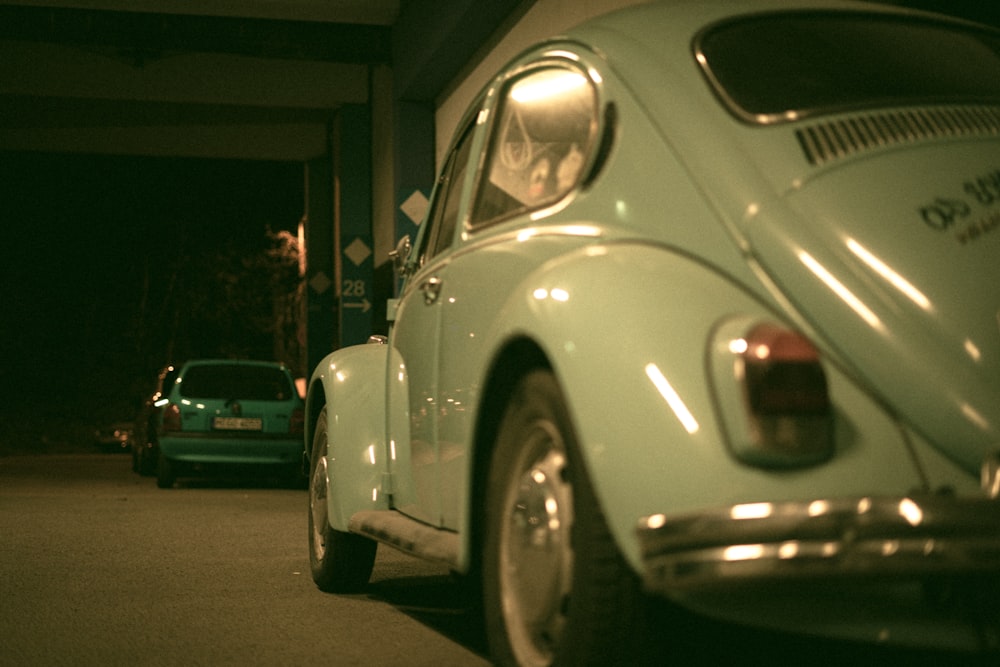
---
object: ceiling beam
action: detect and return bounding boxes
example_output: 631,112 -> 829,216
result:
0,5 -> 392,64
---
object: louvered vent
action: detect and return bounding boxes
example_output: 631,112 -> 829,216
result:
796,106 -> 1000,166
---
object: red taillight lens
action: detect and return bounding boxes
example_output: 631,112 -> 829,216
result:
289,407 -> 305,435
744,324 -> 830,415
161,403 -> 181,432
711,319 -> 834,468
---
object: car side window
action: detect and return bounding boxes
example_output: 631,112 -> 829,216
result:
417,122 -> 476,266
470,65 -> 598,227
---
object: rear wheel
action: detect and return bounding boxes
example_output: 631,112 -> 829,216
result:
136,439 -> 157,476
156,452 -> 176,489
483,369 -> 644,667
308,407 -> 377,592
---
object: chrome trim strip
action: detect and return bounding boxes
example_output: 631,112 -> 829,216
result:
637,495 -> 1000,594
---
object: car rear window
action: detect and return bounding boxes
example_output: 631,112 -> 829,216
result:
696,11 -> 1000,123
179,364 -> 294,401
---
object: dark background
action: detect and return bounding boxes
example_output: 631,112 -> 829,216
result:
0,153 -> 304,451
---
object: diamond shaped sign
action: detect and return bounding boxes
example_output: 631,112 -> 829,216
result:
309,271 -> 331,294
400,190 -> 429,225
344,238 -> 372,266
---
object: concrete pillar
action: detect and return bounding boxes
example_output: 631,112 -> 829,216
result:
332,103 -> 375,348
393,99 -> 435,291
304,151 -> 337,372
304,102 -> 377,370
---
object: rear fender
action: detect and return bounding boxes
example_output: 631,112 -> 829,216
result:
305,344 -> 390,531
491,243 -> 937,572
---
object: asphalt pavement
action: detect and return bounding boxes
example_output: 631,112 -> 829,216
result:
0,453 -> 491,666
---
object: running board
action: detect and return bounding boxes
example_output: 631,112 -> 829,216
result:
349,509 -> 460,570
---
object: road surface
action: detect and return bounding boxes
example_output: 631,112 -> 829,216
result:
0,453 -> 491,666
2,453 -> 992,666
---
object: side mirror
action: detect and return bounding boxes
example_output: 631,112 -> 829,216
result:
389,235 -> 412,277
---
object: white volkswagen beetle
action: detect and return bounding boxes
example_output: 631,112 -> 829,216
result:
305,1 -> 1000,664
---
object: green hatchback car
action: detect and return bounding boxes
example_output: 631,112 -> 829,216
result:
156,359 -> 304,488
305,1 -> 1000,664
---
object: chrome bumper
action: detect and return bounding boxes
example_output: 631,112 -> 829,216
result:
637,495 -> 1000,595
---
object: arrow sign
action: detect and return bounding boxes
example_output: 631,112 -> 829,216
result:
344,298 -> 371,313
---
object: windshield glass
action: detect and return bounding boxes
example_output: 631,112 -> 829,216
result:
696,11 -> 1000,123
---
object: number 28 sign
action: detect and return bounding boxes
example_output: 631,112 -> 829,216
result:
340,236 -> 374,345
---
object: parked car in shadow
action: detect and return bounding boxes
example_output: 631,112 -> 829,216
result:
93,421 -> 133,452
155,359 -> 304,488
130,364 -> 178,476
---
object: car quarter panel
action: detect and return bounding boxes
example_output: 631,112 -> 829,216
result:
306,344 -> 391,532
482,243 -> 977,573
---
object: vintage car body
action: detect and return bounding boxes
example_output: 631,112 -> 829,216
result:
305,1 -> 1000,663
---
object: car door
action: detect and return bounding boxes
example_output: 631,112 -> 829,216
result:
387,120 -> 477,526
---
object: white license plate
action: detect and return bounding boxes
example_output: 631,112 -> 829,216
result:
212,417 -> 263,431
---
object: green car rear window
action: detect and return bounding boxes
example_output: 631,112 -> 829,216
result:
696,11 -> 1000,123
179,365 -> 293,401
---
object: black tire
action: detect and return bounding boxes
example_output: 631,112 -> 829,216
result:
156,451 -> 176,489
308,407 -> 377,593
136,441 -> 156,477
482,370 -> 644,667
138,449 -> 154,477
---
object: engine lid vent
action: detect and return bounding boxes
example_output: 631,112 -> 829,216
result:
796,106 -> 1000,166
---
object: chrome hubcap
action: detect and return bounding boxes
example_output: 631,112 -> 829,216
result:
310,454 -> 329,561
501,422 -> 573,666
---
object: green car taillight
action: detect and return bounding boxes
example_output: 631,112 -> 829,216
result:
161,403 -> 181,433
289,407 -> 305,435
710,318 -> 834,468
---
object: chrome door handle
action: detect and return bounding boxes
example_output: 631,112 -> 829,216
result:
421,276 -> 442,305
